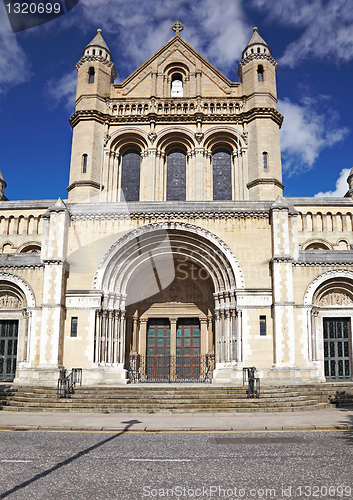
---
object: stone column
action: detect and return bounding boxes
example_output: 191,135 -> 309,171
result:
271,197 -> 296,368
200,317 -> 208,354
139,318 -> 148,356
38,199 -> 70,383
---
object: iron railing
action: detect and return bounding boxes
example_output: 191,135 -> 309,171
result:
242,366 -> 260,398
57,368 -> 83,398
127,354 -> 215,383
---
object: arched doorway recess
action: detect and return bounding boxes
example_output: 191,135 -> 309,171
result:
93,223 -> 244,382
305,271 -> 353,382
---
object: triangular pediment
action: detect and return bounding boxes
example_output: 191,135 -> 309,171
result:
114,35 -> 238,98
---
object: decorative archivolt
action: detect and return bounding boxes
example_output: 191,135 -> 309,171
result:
304,270 -> 353,306
93,223 -> 245,302
155,126 -> 196,152
203,126 -> 247,152
301,238 -> 332,250
0,273 -> 36,308
107,127 -> 149,153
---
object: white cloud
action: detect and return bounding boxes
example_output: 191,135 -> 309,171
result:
278,98 -> 349,174
250,0 -> 353,67
0,3 -> 31,96
315,168 -> 351,197
58,0 -> 250,74
44,71 -> 77,112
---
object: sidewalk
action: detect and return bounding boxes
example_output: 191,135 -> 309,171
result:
0,407 -> 352,432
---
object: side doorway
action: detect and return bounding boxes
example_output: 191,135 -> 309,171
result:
323,318 -> 351,381
0,320 -> 19,381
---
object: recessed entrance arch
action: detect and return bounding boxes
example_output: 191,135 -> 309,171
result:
304,271 -> 353,382
93,223 -> 245,382
0,274 -> 35,382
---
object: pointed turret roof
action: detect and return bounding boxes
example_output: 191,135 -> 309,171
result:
242,27 -> 271,59
84,28 -> 112,57
0,170 -> 7,187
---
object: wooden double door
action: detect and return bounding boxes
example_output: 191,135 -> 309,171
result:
146,318 -> 201,381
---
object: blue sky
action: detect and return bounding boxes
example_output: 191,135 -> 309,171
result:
0,0 -> 352,201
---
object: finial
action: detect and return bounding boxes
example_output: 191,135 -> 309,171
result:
172,21 -> 184,36
97,28 -> 102,36
253,27 -> 258,32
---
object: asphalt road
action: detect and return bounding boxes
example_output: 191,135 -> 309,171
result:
0,430 -> 352,500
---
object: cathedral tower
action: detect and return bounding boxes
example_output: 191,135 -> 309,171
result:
238,27 -> 284,200
68,29 -> 117,202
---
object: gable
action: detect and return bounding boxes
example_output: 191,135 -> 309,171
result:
113,35 -> 239,99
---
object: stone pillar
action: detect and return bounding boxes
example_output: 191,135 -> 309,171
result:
170,317 -> 177,356
200,317 -> 208,354
38,199 -> 70,383
139,318 -> 148,356
271,197 -> 296,369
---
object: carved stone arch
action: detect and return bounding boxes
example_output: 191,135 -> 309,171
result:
1,241 -> 15,253
301,238 -> 332,250
156,126 -> 195,152
17,241 -> 41,253
0,272 -> 36,308
93,222 -> 245,299
203,126 -> 247,152
162,61 -> 191,78
304,270 -> 353,306
108,127 -> 149,153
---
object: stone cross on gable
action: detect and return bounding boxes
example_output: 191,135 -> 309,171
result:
172,21 -> 184,35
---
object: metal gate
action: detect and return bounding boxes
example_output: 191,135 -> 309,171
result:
0,320 -> 18,381
324,318 -> 351,381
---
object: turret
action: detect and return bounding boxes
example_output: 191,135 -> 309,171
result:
76,28 -> 117,107
345,167 -> 353,198
68,29 -> 117,203
238,28 -> 283,201
238,27 -> 277,104
0,170 -> 8,201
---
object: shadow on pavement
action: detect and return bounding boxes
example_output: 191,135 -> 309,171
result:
0,419 -> 141,498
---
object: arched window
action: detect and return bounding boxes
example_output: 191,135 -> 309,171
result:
263,151 -> 268,171
121,150 -> 141,202
212,149 -> 232,201
171,74 -> 183,97
167,149 -> 186,201
257,65 -> 264,81
82,154 -> 88,174
88,67 -> 95,84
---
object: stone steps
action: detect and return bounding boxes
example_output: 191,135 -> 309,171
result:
0,383 -> 343,413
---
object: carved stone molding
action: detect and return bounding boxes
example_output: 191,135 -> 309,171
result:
317,292 -> 353,307
0,294 -> 23,309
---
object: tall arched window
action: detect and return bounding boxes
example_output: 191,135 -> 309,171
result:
121,150 -> 141,201
212,149 -> 232,201
171,74 -> 183,97
263,151 -> 268,171
88,67 -> 95,84
257,65 -> 264,81
167,149 -> 186,201
82,154 -> 88,174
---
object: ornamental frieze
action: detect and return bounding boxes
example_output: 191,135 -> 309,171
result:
0,294 -> 23,309
317,292 -> 353,307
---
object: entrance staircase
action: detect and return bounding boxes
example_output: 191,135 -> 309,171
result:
1,383 -> 353,413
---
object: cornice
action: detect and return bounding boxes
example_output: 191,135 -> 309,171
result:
247,178 -> 284,190
67,201 -> 272,220
76,55 -> 117,80
69,105 -> 284,128
67,180 -> 101,193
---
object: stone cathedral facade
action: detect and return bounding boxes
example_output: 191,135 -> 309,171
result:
1,23 -> 353,386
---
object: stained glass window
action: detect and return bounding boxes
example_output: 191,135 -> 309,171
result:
213,149 -> 232,200
121,150 -> 141,202
167,149 -> 186,201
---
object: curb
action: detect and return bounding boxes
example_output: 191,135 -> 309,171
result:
0,424 -> 352,432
